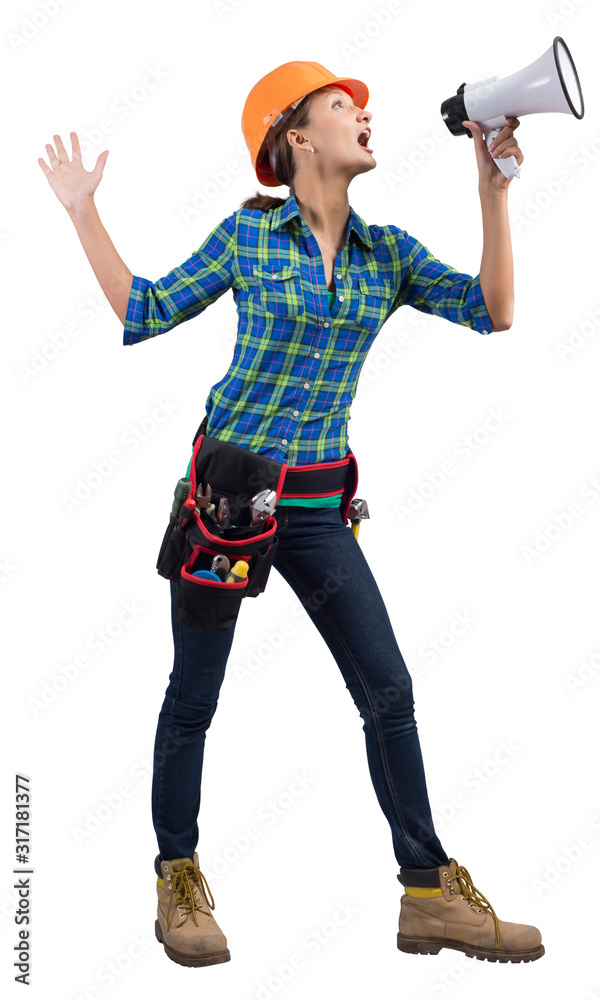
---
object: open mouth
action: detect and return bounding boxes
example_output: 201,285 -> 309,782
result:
357,128 -> 373,153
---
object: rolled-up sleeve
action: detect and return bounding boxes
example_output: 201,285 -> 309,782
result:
123,210 -> 238,346
389,229 -> 492,335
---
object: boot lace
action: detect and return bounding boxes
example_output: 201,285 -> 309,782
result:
165,860 -> 215,931
446,860 -> 502,948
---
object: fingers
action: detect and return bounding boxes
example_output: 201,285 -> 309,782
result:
494,117 -> 520,137
490,140 -> 524,165
504,143 -> 523,165
44,139 -> 61,169
462,115 -> 523,167
493,147 -> 523,165
38,135 -> 67,178
38,131 -> 81,174
489,135 -> 523,161
461,120 -> 484,142
489,140 -> 523,160
70,131 -> 82,161
37,156 -> 51,176
488,118 -> 522,157
53,133 -> 69,163
491,117 -> 520,144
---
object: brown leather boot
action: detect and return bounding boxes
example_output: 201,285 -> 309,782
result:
155,853 -> 230,967
397,857 -> 544,963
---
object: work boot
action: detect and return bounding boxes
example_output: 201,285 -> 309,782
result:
154,852 -> 230,967
396,857 -> 544,963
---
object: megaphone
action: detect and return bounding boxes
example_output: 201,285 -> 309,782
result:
441,36 -> 584,179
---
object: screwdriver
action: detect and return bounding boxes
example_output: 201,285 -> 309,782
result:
171,478 -> 191,518
226,560 -> 249,583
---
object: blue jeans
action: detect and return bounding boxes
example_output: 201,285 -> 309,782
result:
152,504 -> 450,870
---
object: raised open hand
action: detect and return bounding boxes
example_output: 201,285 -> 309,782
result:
38,132 -> 109,212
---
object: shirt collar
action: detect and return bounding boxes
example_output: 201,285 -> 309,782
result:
270,191 -> 374,251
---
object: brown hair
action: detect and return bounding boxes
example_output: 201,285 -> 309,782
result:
239,84 -> 341,212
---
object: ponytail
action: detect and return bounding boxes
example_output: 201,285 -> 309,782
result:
239,191 -> 288,212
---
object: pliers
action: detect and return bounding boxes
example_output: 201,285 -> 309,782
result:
195,482 -> 215,517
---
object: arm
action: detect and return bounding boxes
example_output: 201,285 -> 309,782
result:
38,131 -> 132,324
67,198 -> 133,326
385,118 -> 523,335
387,228 -> 493,336
123,212 -> 237,346
464,115 -> 524,331
39,131 -> 236,339
478,187 -> 513,332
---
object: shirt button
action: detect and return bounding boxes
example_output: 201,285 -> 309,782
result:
293,410 -> 299,417
338,295 -> 344,302
314,352 -> 320,358
304,382 -> 310,389
336,274 -> 342,280
273,273 -> 278,278
323,322 -> 329,328
282,439 -> 288,445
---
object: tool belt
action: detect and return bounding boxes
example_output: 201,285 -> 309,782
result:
156,415 -> 359,632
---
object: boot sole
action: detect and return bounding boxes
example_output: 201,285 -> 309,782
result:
155,919 -> 231,967
397,931 -> 545,963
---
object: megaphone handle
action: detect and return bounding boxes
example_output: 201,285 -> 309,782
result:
484,127 -> 520,180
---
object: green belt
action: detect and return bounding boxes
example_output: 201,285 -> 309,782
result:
277,492 -> 343,507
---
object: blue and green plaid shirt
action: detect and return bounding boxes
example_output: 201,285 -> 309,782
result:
123,192 -> 491,467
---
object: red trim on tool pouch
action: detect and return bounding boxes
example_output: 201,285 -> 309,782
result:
274,462 -> 288,501
181,567 -> 248,590
193,511 -> 278,547
340,452 -> 359,524
181,544 -> 249,589
286,457 -> 350,472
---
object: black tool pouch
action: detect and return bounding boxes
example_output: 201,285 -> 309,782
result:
156,416 -> 287,632
156,515 -> 190,581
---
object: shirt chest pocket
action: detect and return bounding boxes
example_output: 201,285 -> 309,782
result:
252,265 -> 306,318
355,275 -> 392,332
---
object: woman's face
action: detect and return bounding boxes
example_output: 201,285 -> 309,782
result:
287,85 -> 375,179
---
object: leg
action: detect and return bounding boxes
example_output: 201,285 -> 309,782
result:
151,578 -> 237,862
273,506 -> 449,869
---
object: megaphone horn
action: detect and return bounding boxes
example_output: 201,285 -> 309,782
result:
441,36 -> 585,179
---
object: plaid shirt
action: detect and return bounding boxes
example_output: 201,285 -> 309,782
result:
123,192 -> 492,465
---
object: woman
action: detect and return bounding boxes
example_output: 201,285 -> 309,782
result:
38,60 -> 542,968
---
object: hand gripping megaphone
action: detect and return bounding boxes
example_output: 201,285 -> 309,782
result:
441,36 -> 584,179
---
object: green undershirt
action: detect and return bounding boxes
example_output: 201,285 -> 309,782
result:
186,289 -> 343,508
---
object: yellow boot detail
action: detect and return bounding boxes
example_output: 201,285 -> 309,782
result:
404,885 -> 443,898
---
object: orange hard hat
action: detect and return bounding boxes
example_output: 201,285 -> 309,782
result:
241,60 -> 369,187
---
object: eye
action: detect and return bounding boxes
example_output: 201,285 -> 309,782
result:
334,99 -> 343,107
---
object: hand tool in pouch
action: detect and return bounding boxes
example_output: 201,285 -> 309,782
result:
171,478 -> 192,518
250,489 -> 277,526
348,498 -> 370,539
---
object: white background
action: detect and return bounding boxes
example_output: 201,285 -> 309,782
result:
3,0 -> 599,997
